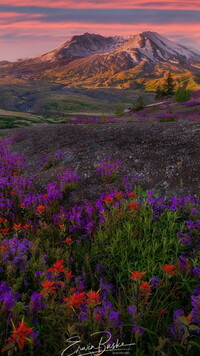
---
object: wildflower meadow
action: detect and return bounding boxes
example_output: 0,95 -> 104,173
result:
0,137 -> 200,356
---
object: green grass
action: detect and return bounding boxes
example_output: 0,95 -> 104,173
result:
89,193 -> 185,283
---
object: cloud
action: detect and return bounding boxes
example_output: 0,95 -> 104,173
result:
0,2 -> 200,60
1,1 -> 200,10
0,7 -> 200,24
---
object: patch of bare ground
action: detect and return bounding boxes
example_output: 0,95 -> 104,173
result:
2,116 -> 200,204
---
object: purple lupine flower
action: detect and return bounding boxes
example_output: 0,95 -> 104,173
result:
178,232 -> 191,245
150,276 -> 159,289
193,287 -> 200,295
30,330 -> 40,347
191,295 -> 200,324
99,277 -> 114,300
108,310 -> 123,327
128,305 -> 137,324
179,255 -> 187,274
28,292 -> 46,314
132,326 -> 144,336
187,220 -> 195,230
193,267 -> 200,277
170,309 -> 184,339
0,281 -> 20,310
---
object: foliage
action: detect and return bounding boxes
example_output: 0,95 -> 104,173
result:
131,96 -> 146,112
155,72 -> 176,99
174,86 -> 192,102
97,157 -> 121,183
114,101 -> 124,117
0,138 -> 200,356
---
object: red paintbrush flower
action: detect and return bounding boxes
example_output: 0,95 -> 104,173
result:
1,229 -> 8,234
13,223 -> 22,230
36,205 -> 45,214
127,202 -> 139,210
114,192 -> 124,199
7,321 -> 33,350
64,237 -> 73,245
161,264 -> 176,275
65,271 -> 74,279
139,281 -> 151,296
40,280 -> 56,295
130,271 -> 146,281
104,196 -> 113,203
64,292 -> 86,309
48,260 -> 66,274
128,192 -> 137,198
87,291 -> 100,307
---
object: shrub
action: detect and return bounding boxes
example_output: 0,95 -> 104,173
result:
114,101 -> 124,117
174,86 -> 192,102
131,96 -> 146,112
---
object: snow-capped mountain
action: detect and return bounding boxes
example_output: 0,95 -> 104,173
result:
1,32 -> 200,89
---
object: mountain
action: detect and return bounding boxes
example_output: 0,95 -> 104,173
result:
1,31 -> 200,90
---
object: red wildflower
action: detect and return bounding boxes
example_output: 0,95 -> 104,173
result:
64,292 -> 86,309
159,308 -> 166,315
0,217 -> 3,223
20,203 -> 25,208
115,192 -> 124,199
1,229 -> 8,234
161,264 -> 176,275
104,196 -> 113,203
43,194 -> 48,198
13,223 -> 22,230
48,260 -> 66,274
59,224 -> 65,229
87,291 -> 100,307
1,245 -> 7,251
94,313 -> 102,323
40,280 -> 56,295
127,202 -> 139,210
13,172 -> 18,176
23,224 -> 30,229
70,287 -> 76,293
117,212 -> 124,217
139,281 -> 151,296
10,191 -> 15,196
65,271 -> 74,279
7,321 -> 33,350
128,192 -> 137,198
64,237 -> 73,245
36,205 -> 45,214
184,314 -> 192,323
130,271 -> 146,281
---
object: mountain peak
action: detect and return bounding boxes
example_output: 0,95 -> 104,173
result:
1,31 -> 200,90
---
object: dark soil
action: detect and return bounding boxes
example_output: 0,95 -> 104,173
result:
2,117 -> 200,204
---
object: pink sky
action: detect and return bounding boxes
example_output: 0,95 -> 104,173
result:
0,1 -> 200,61
1,1 -> 200,10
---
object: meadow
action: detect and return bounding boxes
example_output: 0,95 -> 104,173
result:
0,137 -> 200,356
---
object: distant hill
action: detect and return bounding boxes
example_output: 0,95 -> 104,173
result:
1,31 -> 200,90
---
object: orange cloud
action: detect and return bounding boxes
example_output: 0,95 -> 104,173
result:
1,1 -> 200,10
1,21 -> 200,61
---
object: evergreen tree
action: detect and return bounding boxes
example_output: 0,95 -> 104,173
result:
163,71 -> 176,96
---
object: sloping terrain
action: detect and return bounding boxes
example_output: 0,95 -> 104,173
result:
1,32 -> 200,89
2,110 -> 200,204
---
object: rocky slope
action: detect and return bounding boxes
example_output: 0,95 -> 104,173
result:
1,32 -> 200,89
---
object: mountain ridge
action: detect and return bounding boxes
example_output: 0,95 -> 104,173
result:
1,31 -> 200,90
